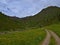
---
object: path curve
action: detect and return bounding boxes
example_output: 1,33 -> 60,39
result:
41,29 -> 51,45
49,30 -> 60,45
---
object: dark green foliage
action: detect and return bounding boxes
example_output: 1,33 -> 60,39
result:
0,6 -> 60,31
0,12 -> 25,31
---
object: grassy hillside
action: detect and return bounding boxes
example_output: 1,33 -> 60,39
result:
0,28 -> 46,45
22,6 -> 60,27
0,12 -> 26,31
0,6 -> 60,31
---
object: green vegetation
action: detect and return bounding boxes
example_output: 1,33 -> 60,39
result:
0,12 -> 26,31
22,6 -> 60,27
0,28 -> 46,45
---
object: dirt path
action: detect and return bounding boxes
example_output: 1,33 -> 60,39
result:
41,29 -> 51,45
49,30 -> 60,45
41,29 -> 60,45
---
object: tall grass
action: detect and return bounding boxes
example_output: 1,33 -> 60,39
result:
0,28 -> 46,45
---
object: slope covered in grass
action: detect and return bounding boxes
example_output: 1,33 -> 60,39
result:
0,28 -> 46,45
22,6 -> 60,27
0,12 -> 26,31
0,6 -> 60,31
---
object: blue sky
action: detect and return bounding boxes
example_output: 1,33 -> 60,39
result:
0,0 -> 60,18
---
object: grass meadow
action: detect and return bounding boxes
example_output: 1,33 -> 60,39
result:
0,28 -> 46,45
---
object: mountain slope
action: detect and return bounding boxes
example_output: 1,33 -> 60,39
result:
0,6 -> 60,31
21,6 -> 60,27
0,12 -> 26,31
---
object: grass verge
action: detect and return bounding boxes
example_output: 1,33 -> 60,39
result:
49,37 -> 56,45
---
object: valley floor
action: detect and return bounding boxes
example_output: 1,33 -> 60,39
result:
0,23 -> 60,45
0,28 -> 46,45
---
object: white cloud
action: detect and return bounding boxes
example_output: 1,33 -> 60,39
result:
0,0 -> 60,17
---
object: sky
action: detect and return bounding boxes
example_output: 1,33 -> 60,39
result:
0,0 -> 60,18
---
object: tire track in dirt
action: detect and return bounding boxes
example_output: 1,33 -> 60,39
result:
49,30 -> 60,45
41,29 -> 51,45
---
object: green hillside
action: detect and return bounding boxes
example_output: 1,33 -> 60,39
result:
0,12 -> 26,31
22,6 -> 60,27
0,6 -> 60,31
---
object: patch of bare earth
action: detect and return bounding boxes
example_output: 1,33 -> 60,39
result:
41,30 -> 51,45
